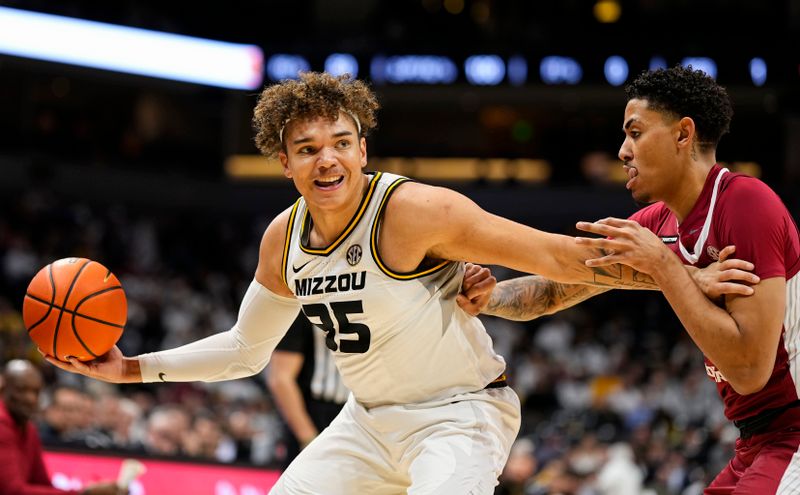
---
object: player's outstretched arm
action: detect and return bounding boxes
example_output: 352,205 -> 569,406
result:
459,246 -> 758,320
385,183 -> 657,289
484,278 -> 608,320
46,208 -> 300,384
457,264 -> 608,319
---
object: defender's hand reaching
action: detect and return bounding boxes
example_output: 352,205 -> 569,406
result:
691,245 -> 759,302
575,217 -> 674,275
457,263 -> 496,316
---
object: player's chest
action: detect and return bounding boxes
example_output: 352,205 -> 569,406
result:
655,217 -> 725,268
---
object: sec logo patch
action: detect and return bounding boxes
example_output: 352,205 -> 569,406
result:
347,245 -> 363,266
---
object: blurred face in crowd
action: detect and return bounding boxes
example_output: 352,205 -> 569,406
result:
279,111 -> 368,216
146,408 -> 190,455
2,360 -> 43,425
194,416 -> 223,457
618,98 -> 691,205
51,387 -> 92,432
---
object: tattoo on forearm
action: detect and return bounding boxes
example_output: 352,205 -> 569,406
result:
583,249 -> 658,289
485,276 -> 604,321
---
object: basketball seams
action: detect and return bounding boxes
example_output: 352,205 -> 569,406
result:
71,284 -> 126,358
49,262 -> 56,302
72,286 -> 126,327
24,292 -> 54,307
52,259 -> 92,359
24,263 -> 57,333
70,316 -> 100,359
25,290 -> 125,329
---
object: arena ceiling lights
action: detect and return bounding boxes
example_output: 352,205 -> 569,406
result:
0,6 -> 264,90
0,6 -> 770,89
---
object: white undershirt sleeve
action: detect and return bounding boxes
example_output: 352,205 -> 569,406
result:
138,279 -> 300,383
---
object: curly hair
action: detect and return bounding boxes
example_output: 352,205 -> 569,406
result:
625,65 -> 733,152
252,72 -> 380,158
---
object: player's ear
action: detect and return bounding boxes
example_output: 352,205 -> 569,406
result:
279,151 -> 292,178
359,137 -> 367,168
676,117 -> 695,149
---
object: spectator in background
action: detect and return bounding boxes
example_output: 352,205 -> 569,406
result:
142,405 -> 189,457
266,314 -> 349,467
39,386 -> 110,449
182,411 -> 237,463
93,393 -> 143,452
594,442 -> 643,495
496,437 -> 538,495
0,359 -> 124,495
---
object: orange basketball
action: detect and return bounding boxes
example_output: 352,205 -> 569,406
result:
22,257 -> 127,362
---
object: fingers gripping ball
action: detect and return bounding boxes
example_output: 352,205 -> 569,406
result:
23,258 -> 127,362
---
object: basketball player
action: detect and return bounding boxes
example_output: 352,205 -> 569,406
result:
47,72 -> 667,494
462,66 -> 800,494
266,313 -> 348,467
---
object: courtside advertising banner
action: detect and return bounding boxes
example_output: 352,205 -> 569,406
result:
44,451 -> 280,495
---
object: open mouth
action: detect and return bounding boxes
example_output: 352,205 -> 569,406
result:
314,175 -> 344,189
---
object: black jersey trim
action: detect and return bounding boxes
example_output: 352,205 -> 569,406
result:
281,199 -> 302,286
298,172 -> 382,256
370,177 -> 451,280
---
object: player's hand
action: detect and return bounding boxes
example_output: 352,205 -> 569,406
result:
457,263 -> 496,316
43,346 -> 141,383
81,481 -> 128,495
575,217 -> 675,275
692,245 -> 759,301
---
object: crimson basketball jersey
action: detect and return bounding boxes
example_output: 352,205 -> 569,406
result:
631,164 -> 800,421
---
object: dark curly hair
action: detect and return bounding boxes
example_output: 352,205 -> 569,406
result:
625,65 -> 733,152
252,72 -> 380,158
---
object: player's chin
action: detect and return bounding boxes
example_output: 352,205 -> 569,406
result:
631,190 -> 654,207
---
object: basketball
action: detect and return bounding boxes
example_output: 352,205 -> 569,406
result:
22,257 -> 127,362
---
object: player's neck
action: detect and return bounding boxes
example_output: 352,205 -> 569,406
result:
306,174 -> 370,246
665,157 -> 716,223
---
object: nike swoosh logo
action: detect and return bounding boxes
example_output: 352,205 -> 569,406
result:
158,372 -> 167,382
292,260 -> 312,273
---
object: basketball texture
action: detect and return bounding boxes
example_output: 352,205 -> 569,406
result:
23,257 -> 127,362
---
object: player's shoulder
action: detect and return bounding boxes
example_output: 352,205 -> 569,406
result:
260,203 -> 299,255
382,180 -> 460,218
720,172 -> 785,212
722,172 -> 779,198
388,180 -> 469,206
628,201 -> 671,227
385,179 -> 437,202
379,180 -> 469,248
255,203 -> 301,295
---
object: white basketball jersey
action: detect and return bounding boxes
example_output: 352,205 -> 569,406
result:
281,172 -> 506,408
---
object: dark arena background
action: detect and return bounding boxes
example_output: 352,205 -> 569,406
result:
1,1 -> 799,494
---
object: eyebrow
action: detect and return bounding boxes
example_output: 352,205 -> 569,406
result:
292,130 -> 354,145
623,118 -> 638,131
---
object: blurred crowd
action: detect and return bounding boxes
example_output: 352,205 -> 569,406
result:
1,186 -> 737,494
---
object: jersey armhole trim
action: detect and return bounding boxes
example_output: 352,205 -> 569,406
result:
370,177 -> 452,280
281,199 -> 302,286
